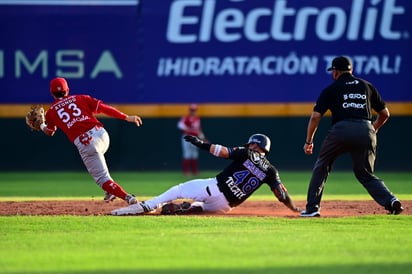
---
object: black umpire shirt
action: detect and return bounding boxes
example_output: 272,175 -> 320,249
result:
314,73 -> 386,124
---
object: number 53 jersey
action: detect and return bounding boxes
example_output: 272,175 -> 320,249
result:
45,95 -> 104,143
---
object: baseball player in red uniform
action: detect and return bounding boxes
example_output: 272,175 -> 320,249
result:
111,133 -> 300,216
177,104 -> 206,176
39,77 -> 142,204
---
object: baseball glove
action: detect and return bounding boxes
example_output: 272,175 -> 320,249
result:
25,105 -> 45,131
160,201 -> 203,215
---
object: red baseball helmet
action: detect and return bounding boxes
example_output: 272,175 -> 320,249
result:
50,77 -> 69,96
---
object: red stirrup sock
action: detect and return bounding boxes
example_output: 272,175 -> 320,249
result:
190,159 -> 198,175
182,159 -> 190,175
102,180 -> 128,200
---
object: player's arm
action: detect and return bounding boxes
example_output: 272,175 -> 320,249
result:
98,103 -> 142,126
183,135 -> 230,158
41,112 -> 56,136
271,182 -> 300,212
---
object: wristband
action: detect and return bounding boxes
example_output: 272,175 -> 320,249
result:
40,123 -> 47,131
212,144 -> 222,156
305,141 -> 313,145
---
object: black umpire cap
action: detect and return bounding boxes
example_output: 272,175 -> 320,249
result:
327,56 -> 352,71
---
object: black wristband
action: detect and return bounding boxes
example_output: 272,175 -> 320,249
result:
198,142 -> 211,151
305,141 -> 313,145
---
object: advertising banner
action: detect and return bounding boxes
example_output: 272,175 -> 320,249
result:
0,0 -> 410,104
0,0 -> 141,103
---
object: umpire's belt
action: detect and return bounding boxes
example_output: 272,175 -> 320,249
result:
343,119 -> 371,124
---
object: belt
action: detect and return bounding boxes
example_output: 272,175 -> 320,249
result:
206,186 -> 211,196
207,184 -> 234,208
342,119 -> 371,124
215,183 -> 236,207
75,125 -> 102,145
86,125 -> 102,135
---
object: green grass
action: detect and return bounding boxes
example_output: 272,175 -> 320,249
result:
0,171 -> 411,274
0,171 -> 411,200
1,216 -> 411,274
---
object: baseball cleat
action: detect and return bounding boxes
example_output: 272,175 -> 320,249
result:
139,201 -> 154,213
300,210 -> 321,217
161,201 -> 191,215
111,203 -> 145,216
160,201 -> 204,215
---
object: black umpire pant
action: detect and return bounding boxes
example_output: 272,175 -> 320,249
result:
306,119 -> 396,212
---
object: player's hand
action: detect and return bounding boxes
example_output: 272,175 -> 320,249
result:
126,115 -> 143,126
184,135 -> 203,147
303,143 -> 313,155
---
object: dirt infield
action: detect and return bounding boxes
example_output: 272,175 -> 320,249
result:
0,199 -> 409,217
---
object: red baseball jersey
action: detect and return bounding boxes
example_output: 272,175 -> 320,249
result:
45,95 -> 105,142
178,115 -> 202,136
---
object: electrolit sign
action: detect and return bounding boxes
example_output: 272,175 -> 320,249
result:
144,0 -> 410,103
0,0 -> 410,104
166,0 -> 406,42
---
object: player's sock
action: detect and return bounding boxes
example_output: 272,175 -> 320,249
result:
182,159 -> 190,175
102,180 -> 129,200
190,159 -> 198,175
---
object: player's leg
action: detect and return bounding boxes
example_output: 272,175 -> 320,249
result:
75,129 -> 136,204
159,181 -> 231,214
181,137 -> 191,176
189,146 -> 199,175
143,178 -> 213,211
112,178 -> 212,215
111,179 -> 231,215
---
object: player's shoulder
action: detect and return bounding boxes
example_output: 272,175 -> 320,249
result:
74,94 -> 92,99
74,94 -> 100,103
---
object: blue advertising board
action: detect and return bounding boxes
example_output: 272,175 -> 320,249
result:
0,0 -> 410,104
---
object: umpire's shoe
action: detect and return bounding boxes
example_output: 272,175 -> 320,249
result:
389,199 -> 404,215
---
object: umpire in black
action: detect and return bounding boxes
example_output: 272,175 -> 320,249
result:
300,56 -> 403,217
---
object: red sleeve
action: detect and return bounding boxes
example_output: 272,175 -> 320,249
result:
97,103 -> 128,120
